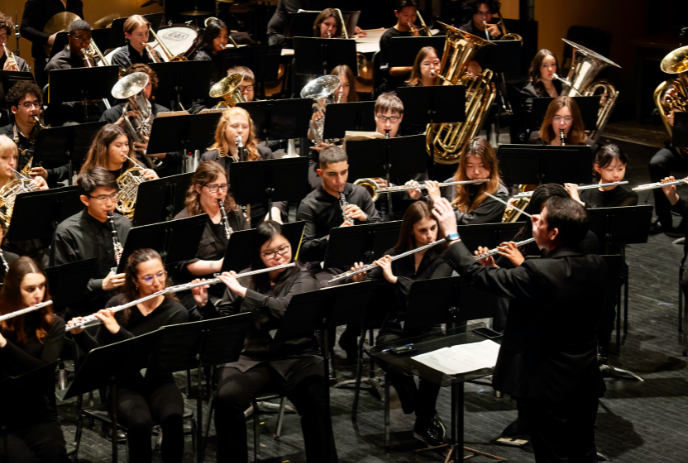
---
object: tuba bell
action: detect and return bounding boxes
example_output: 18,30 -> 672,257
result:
426,23 -> 496,165
300,75 -> 341,144
210,73 -> 245,109
653,45 -> 688,158
553,39 -> 621,141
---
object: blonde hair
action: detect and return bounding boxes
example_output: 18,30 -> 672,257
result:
123,15 -> 151,36
209,107 -> 261,161
452,138 -> 502,213
0,135 -> 18,158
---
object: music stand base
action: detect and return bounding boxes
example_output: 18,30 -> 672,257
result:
415,443 -> 506,462
599,363 -> 644,382
333,377 -> 384,399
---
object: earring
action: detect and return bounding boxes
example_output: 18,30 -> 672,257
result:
135,284 -> 139,290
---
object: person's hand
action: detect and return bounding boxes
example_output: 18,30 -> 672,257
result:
94,308 -> 120,335
425,180 -> 442,202
218,271 -> 247,297
564,183 -> 584,205
409,24 -> 421,37
663,88 -> 677,105
141,169 -> 158,180
344,203 -> 367,222
191,278 -> 210,307
29,166 -> 48,181
311,109 -> 324,123
0,332 -> 6,348
668,109 -> 679,127
466,60 -> 482,78
405,180 -> 423,200
310,142 -> 331,153
374,255 -> 397,283
48,30 -> 64,46
373,177 -> 388,188
485,22 -> 502,38
30,176 -> 48,190
661,176 -> 683,206
66,317 -> 85,335
432,197 -> 458,238
354,26 -> 366,37
474,246 -> 497,268
3,56 -> 18,71
349,262 -> 367,282
496,241 -> 525,267
102,272 -> 126,291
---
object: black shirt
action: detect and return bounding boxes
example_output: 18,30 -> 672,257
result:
44,45 -> 85,72
50,209 -> 131,313
0,54 -> 31,72
456,20 -> 492,68
379,27 -> 412,93
20,0 -> 84,60
193,49 -> 223,86
579,184 -> 638,209
438,181 -> 509,224
110,43 -> 163,70
267,0 -> 332,36
296,182 -> 382,263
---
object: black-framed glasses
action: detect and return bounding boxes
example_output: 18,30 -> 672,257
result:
239,85 -> 254,92
203,183 -> 228,193
71,35 -> 92,42
262,244 -> 290,260
89,192 -> 118,202
21,101 -> 42,109
375,114 -> 400,123
142,270 -> 166,285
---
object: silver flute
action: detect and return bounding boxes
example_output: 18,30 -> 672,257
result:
474,238 -> 536,260
107,211 -> 124,271
66,263 -> 296,331
381,179 -> 488,195
633,179 -> 687,191
328,239 -> 446,283
0,301 -> 53,322
218,199 -> 233,239
513,181 -> 629,199
339,190 -> 354,226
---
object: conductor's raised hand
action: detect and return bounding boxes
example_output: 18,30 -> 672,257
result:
432,197 -> 458,238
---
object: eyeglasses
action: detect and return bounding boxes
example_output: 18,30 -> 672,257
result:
21,101 -> 42,109
0,34 -> 8,40
142,270 -> 166,284
203,183 -> 228,193
89,192 -> 118,202
71,35 -> 92,42
375,114 -> 400,123
553,116 -> 573,123
239,85 -> 254,92
262,244 -> 290,260
421,61 -> 440,67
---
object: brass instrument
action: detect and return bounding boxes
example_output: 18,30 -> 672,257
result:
42,12 -> 81,56
81,40 -> 110,67
18,116 -> 47,178
2,44 -> 19,71
149,28 -> 187,62
496,10 -> 522,42
552,39 -> 621,141
107,211 -> 124,269
0,247 -> 9,274
209,74 -> 245,108
408,22 -> 417,35
0,169 -> 39,228
355,178 -> 488,202
426,23 -> 496,164
417,11 -> 432,36
559,129 -> 566,146
502,185 -> 534,223
300,75 -> 341,144
653,45 -> 688,158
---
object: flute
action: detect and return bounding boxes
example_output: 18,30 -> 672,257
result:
328,239 -> 446,284
512,181 -> 629,199
66,263 -> 296,331
474,238 -> 536,260
380,179 -> 488,195
0,301 -> 53,322
632,179 -> 687,191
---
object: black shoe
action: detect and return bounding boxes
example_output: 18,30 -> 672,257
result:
500,418 -> 528,438
338,335 -> 359,364
413,416 -> 446,448
429,413 -> 446,439
102,423 -> 126,442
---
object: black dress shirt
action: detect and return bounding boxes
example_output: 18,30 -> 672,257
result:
44,45 -> 85,72
0,54 -> 31,72
110,43 -> 163,70
437,181 -> 509,224
672,197 -> 688,253
296,182 -> 382,263
379,27 -> 412,93
49,209 -> 131,313
579,184 -> 638,209
20,0 -> 84,60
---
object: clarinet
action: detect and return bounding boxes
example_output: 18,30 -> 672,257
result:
559,129 -> 566,146
218,199 -> 233,239
474,238 -> 537,260
339,190 -> 354,226
236,135 -> 251,221
107,211 -> 124,273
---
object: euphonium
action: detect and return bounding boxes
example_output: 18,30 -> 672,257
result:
552,39 -> 621,141
209,74 -> 245,109
653,45 -> 688,158
300,75 -> 341,144
426,23 -> 496,164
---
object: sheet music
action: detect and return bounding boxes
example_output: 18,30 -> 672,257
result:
411,340 -> 501,376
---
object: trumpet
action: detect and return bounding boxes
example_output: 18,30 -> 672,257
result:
65,263 -> 296,331
474,238 -> 536,260
2,43 -> 19,71
355,178 -> 488,202
512,181 -> 629,199
328,239 -> 445,283
0,301 -> 53,322
633,179 -> 687,191
408,22 -> 417,35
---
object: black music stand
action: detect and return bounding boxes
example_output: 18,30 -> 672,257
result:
45,258 -> 97,312
148,61 -> 212,111
237,99 -> 312,143
480,40 -> 522,73
293,37 -> 359,76
146,113 -> 220,155
221,222 -> 306,273
322,101 -> 376,140
47,66 -> 120,122
5,186 -> 82,243
672,112 -> 688,148
322,221 -> 402,269
229,157 -> 310,217
116,214 -> 207,273
388,36 -> 447,67
531,96 -> 601,131
284,12 -> 320,38
497,144 -> 593,185
132,173 -> 193,226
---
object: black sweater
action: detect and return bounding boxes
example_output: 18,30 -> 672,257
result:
579,184 -> 638,209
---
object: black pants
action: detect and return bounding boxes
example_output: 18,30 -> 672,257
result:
113,376 -> 184,463
648,147 -> 688,225
524,397 -> 599,463
214,361 -> 337,463
0,409 -> 67,463
377,331 -> 441,426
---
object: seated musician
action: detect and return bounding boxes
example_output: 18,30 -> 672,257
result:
100,64 -> 184,178
567,144 -> 638,208
200,107 -> 285,226
528,95 -> 597,151
457,0 -> 503,39
413,137 -> 508,224
313,8 -> 344,38
44,20 -> 92,72
50,168 -> 130,319
379,0 -> 421,93
191,220 -> 338,463
174,161 -> 249,311
0,223 -> 19,282
0,14 -> 30,72
267,0 -> 336,47
227,66 -> 258,102
79,124 -> 158,181
661,175 -> 688,317
67,248 -> 187,463
0,257 -> 67,463
193,18 -> 229,85
518,49 -> 561,142
350,201 -> 451,447
404,46 -> 441,87
110,15 -> 163,69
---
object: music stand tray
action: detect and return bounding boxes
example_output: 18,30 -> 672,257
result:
45,258 -> 97,310
221,222 -> 306,273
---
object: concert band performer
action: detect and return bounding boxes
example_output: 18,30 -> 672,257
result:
379,0 -> 420,93
0,14 -> 30,72
44,20 -> 92,72
193,18 -> 230,86
404,46 -> 441,87
109,15 -> 163,69
457,0 -> 503,39
313,8 -> 344,38
528,96 -> 597,151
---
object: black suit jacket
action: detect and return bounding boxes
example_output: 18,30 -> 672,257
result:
445,241 -> 607,402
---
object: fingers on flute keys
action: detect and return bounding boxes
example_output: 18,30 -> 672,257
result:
349,262 -> 366,282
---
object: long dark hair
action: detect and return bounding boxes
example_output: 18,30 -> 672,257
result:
528,49 -> 560,96
198,18 -> 228,53
539,96 -> 587,145
246,220 -> 300,295
0,257 -> 54,345
593,143 -> 628,181
80,124 -> 135,175
406,46 -> 440,87
330,64 -> 360,102
394,201 -> 445,253
453,137 -> 502,213
313,8 -> 343,38
185,161 -> 237,216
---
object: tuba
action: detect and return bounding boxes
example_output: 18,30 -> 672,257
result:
300,75 -> 341,144
552,39 -> 621,141
653,45 -> 688,158
426,23 -> 496,164
209,73 -> 245,109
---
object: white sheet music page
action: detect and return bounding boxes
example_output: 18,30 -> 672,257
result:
411,340 -> 501,376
